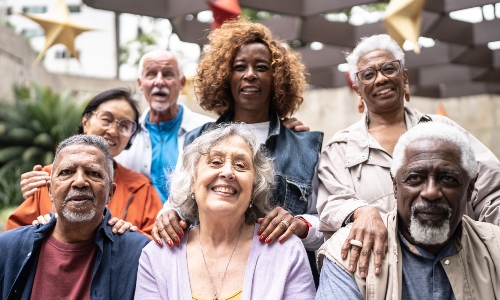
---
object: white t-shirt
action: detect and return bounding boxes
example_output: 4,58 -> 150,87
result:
240,121 -> 270,145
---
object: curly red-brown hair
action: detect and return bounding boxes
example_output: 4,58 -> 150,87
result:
195,19 -> 307,118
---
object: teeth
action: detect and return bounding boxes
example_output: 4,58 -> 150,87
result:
377,88 -> 392,95
213,187 -> 236,195
105,139 -> 116,146
242,88 -> 259,92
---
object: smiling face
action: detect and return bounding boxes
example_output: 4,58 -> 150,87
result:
354,50 -> 408,115
230,43 -> 273,122
393,139 -> 474,249
193,135 -> 255,221
82,98 -> 136,158
138,52 -> 185,114
48,144 -> 115,224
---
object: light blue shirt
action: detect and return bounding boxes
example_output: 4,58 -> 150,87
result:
145,105 -> 183,203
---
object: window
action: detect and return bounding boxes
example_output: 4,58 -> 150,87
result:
68,5 -> 81,13
22,28 -> 45,38
22,6 -> 47,13
55,50 -> 79,59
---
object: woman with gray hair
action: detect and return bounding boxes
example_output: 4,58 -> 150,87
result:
135,125 -> 315,299
317,33 -> 500,281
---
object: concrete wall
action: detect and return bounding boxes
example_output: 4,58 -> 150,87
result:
297,87 -> 500,158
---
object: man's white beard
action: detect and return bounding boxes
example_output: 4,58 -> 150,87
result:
409,202 -> 452,245
150,87 -> 172,112
61,190 -> 98,222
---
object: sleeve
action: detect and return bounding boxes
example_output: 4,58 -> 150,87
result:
134,248 -> 164,300
134,183 -> 163,236
316,142 -> 369,239
434,115 -> 500,225
297,166 -> 324,251
5,187 -> 51,230
316,258 -> 363,300
282,240 -> 317,299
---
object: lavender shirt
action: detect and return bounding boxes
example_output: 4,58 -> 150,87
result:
134,225 -> 316,299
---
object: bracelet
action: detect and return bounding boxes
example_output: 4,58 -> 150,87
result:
295,216 -> 311,239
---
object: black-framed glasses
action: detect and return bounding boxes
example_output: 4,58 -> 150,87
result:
355,60 -> 402,85
91,110 -> 137,137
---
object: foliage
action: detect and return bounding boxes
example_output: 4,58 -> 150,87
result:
0,167 -> 23,209
0,84 -> 86,207
119,17 -> 162,68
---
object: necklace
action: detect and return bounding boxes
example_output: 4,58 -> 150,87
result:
198,224 -> 243,300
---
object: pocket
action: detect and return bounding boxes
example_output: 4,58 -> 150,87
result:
283,178 -> 312,215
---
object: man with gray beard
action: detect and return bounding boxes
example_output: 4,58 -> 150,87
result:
316,122 -> 500,300
0,135 -> 149,300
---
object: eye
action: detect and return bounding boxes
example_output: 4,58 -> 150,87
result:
88,171 -> 102,178
361,69 -> 375,80
256,64 -> 269,71
163,71 -> 174,78
59,169 -> 73,176
234,161 -> 247,170
145,71 -> 156,78
382,64 -> 397,74
406,174 -> 424,183
233,64 -> 246,71
209,157 -> 223,167
440,175 -> 458,184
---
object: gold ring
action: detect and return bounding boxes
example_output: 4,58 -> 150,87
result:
350,239 -> 363,248
280,219 -> 290,230
158,227 -> 164,232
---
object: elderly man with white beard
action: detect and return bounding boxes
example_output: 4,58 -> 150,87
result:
0,135 -> 149,299
316,122 -> 500,300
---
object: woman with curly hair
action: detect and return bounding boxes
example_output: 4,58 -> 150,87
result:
153,19 -> 324,285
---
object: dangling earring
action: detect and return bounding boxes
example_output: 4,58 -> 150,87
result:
191,193 -> 195,200
249,201 -> 253,209
404,83 -> 410,102
357,95 -> 365,114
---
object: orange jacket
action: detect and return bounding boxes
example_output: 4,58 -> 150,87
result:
6,162 -> 162,237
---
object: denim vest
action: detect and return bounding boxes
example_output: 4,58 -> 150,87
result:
184,109 -> 323,216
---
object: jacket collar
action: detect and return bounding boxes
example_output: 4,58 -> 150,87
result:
35,208 -> 114,243
139,103 -> 201,136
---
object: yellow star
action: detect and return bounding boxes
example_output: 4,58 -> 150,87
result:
383,0 -> 425,54
19,0 -> 94,65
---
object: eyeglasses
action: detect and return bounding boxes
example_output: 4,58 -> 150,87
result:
91,110 -> 137,137
355,60 -> 402,85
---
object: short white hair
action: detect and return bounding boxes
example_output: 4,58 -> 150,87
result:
391,122 -> 478,179
346,34 -> 405,83
137,50 -> 184,79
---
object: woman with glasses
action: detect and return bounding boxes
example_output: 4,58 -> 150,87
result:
316,34 -> 500,280
7,89 -> 163,236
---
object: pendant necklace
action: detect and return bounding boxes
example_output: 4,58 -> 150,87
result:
199,224 -> 243,300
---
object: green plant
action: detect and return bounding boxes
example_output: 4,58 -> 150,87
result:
0,167 -> 23,209
0,84 -> 86,202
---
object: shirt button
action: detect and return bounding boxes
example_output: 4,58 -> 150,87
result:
369,157 -> 373,161
444,260 -> 450,265
361,155 -> 365,159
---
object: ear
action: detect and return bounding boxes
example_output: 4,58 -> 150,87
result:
391,173 -> 398,200
107,182 -> 117,205
403,69 -> 409,85
137,77 -> 143,91
81,114 -> 90,134
180,76 -> 186,88
47,179 -> 53,202
352,83 -> 360,96
466,176 -> 477,203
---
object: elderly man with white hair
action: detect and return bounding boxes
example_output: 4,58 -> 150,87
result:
316,122 -> 500,300
114,50 -> 214,203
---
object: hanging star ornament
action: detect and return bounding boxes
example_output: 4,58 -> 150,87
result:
19,0 -> 94,65
383,0 -> 425,54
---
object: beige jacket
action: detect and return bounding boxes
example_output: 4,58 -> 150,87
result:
317,106 -> 500,239
317,209 -> 500,299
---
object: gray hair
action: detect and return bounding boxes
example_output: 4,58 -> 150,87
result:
54,134 -> 114,180
137,50 -> 184,79
346,34 -> 405,84
391,122 -> 478,179
169,124 -> 274,223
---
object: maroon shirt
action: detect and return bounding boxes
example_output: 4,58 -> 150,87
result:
30,234 -> 97,300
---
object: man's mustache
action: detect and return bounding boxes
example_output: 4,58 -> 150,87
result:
63,189 -> 95,203
151,86 -> 170,96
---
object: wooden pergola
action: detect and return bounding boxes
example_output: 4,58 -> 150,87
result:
82,0 -> 500,98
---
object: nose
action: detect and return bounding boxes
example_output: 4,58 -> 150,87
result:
243,67 -> 257,80
219,162 -> 235,180
72,169 -> 89,189
106,120 -> 119,137
420,177 -> 442,202
373,69 -> 389,85
154,72 -> 165,86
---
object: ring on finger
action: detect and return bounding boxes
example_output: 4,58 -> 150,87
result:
350,239 -> 363,248
157,227 -> 164,232
280,219 -> 290,230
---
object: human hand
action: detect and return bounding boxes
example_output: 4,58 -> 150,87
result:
32,213 -> 56,225
107,217 -> 138,234
21,165 -> 50,199
152,209 -> 188,247
341,206 -> 388,279
257,206 -> 308,244
283,117 -> 310,132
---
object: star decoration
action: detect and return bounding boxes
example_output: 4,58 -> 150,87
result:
383,0 -> 425,54
19,0 -> 95,65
